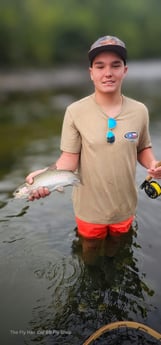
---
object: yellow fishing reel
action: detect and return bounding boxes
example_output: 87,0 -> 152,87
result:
140,161 -> 161,199
143,180 -> 161,199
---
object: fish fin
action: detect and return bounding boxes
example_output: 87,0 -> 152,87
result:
55,186 -> 64,193
73,172 -> 82,184
73,179 -> 81,186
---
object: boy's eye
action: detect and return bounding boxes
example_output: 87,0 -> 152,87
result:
94,64 -> 104,68
112,63 -> 122,68
97,65 -> 104,69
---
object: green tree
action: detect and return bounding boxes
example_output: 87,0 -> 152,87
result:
0,0 -> 161,67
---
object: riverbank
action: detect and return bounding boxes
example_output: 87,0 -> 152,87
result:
0,60 -> 161,93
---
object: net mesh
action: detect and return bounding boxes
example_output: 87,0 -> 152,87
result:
83,322 -> 161,345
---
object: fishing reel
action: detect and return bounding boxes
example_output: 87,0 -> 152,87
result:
140,161 -> 161,199
141,180 -> 161,199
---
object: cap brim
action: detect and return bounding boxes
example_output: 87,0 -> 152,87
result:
88,45 -> 127,65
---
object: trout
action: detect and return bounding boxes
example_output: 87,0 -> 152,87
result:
13,169 -> 80,199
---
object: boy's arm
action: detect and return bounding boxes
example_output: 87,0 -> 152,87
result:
137,147 -> 161,179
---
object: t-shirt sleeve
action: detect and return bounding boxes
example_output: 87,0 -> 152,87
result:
60,107 -> 82,153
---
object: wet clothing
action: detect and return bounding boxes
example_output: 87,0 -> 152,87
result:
60,94 -> 152,224
75,215 -> 134,239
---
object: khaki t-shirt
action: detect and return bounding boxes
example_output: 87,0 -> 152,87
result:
60,94 -> 152,224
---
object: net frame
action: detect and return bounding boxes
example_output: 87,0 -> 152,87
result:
83,321 -> 161,345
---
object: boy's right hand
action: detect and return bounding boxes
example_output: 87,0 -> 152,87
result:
26,168 -> 50,201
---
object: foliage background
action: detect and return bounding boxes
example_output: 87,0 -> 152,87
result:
0,0 -> 161,67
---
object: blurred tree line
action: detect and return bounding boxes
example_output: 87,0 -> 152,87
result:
0,0 -> 161,67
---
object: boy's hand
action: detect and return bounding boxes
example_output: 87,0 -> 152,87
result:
147,161 -> 161,179
26,168 -> 50,201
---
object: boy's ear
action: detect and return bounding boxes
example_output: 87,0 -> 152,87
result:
89,67 -> 93,80
124,65 -> 128,75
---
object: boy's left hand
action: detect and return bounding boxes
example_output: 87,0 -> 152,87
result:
148,161 -> 161,179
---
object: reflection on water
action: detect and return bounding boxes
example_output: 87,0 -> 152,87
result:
0,68 -> 161,344
23,224 -> 156,345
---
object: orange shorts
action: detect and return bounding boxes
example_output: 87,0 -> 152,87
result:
76,216 -> 134,239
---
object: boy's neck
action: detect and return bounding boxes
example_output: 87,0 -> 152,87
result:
94,92 -> 123,117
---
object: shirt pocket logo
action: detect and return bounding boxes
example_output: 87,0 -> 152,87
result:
124,131 -> 138,142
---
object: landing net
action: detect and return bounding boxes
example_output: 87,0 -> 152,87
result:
83,321 -> 161,345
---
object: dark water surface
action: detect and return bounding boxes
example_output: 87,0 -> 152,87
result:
0,65 -> 161,345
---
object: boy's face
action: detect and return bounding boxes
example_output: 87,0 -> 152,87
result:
89,51 -> 128,95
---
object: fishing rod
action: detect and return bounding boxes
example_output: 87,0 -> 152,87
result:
140,161 -> 161,199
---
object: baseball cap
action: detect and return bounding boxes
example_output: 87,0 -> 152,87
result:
88,35 -> 127,66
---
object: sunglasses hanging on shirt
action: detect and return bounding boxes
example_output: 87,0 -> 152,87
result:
106,118 -> 117,143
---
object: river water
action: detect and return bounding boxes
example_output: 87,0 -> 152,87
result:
0,63 -> 161,345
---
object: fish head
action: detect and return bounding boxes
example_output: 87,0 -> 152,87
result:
13,184 -> 30,199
